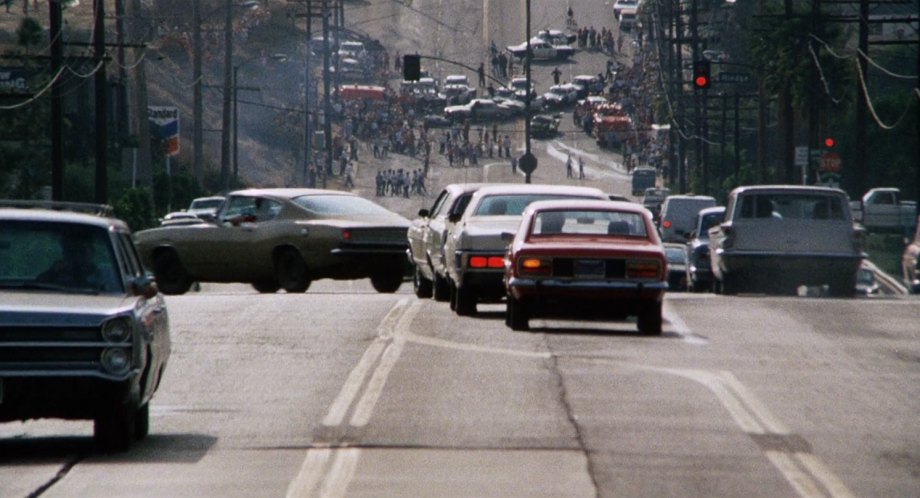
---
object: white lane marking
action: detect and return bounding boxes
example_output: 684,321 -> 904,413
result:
321,299 -> 408,427
349,302 -> 421,426
795,453 -> 857,498
405,330 -> 552,359
285,448 -> 332,498
720,370 -> 790,434
766,451 -> 826,498
662,301 -> 708,345
318,448 -> 361,498
665,368 -> 766,434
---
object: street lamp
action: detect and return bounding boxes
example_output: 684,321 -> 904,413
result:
232,53 -> 287,185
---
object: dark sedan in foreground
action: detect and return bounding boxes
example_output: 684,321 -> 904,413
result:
135,188 -> 411,295
503,200 -> 668,334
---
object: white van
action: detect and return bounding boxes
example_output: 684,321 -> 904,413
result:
658,194 -> 717,242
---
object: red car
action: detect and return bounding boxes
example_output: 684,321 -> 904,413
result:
503,200 -> 668,334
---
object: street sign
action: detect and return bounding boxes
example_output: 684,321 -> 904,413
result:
819,151 -> 841,173
518,152 -> 537,175
795,146 -> 808,167
717,72 -> 751,84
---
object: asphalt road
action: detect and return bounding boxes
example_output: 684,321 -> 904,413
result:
2,281 -> 918,497
2,2 -> 918,497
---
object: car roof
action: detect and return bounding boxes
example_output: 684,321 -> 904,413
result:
525,199 -> 647,214
730,184 -> 847,196
698,206 -> 726,215
471,184 -> 606,199
228,188 -> 357,200
0,202 -> 129,231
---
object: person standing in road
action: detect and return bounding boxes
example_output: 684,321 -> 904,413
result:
566,153 -> 573,178
478,62 -> 486,87
552,67 -> 562,85
578,156 -> 585,179
503,135 -> 511,157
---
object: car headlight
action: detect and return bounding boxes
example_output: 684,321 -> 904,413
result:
100,347 -> 131,375
101,317 -> 132,343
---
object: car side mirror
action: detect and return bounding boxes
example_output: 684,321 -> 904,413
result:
448,212 -> 463,223
500,232 -> 514,242
132,274 -> 159,299
418,208 -> 430,218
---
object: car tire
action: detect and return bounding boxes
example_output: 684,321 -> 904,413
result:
433,273 -> 450,302
134,403 -> 150,441
454,285 -> 477,316
371,271 -> 404,293
828,272 -> 857,298
637,302 -> 662,335
153,251 -> 192,295
413,266 -> 433,298
506,296 -> 529,331
251,280 -> 281,293
94,404 -> 135,453
275,248 -> 311,293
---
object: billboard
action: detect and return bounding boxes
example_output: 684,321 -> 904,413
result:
148,106 -> 180,157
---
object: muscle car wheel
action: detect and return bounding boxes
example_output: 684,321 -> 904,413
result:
371,270 -> 403,293
275,248 -> 311,293
252,280 -> 281,293
637,302 -> 662,335
153,251 -> 192,295
506,296 -> 529,331
413,266 -> 433,298
94,404 -> 135,452
433,273 -> 450,302
454,285 -> 477,316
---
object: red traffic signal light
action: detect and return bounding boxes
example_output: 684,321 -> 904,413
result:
693,60 -> 711,90
823,137 -> 835,148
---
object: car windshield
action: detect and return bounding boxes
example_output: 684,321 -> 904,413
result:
532,210 -> 648,237
665,246 -> 686,263
738,193 -> 846,220
293,194 -> 396,216
190,198 -> 223,210
474,194 -> 600,216
0,221 -> 123,294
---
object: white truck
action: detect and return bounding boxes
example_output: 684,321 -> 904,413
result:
850,188 -> 917,234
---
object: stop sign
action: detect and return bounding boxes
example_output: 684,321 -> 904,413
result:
518,152 -> 537,174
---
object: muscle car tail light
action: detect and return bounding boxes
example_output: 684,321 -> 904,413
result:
342,229 -> 352,241
101,347 -> 131,375
662,220 -> 672,229
469,255 -> 505,269
102,317 -> 132,343
626,260 -> 662,279
518,257 -> 552,276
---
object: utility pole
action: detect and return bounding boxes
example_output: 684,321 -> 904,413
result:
854,0 -> 869,195
93,0 -> 108,203
193,0 -> 204,187
50,0 -> 64,201
220,0 -> 234,191
322,0 -> 333,182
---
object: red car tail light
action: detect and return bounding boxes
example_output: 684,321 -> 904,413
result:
662,220 -> 672,229
518,256 -> 552,276
469,255 -> 505,269
341,229 -> 352,241
626,259 -> 662,279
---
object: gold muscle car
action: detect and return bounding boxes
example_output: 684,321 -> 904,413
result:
134,188 -> 411,294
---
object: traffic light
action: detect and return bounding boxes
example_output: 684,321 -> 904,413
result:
692,60 -> 711,90
403,54 -> 421,81
823,136 -> 835,148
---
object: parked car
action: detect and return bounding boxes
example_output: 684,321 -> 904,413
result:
444,184 -> 609,316
503,199 -> 667,333
134,188 -> 411,295
535,29 -> 577,46
530,113 -> 561,138
187,195 -> 225,219
572,74 -> 602,97
902,217 -> 920,293
663,242 -> 689,292
506,39 -> 575,61
709,185 -> 866,296
685,206 -> 725,292
658,194 -> 717,243
613,0 -> 639,17
407,183 -> 493,301
850,187 -> 917,234
0,200 -> 170,452
160,211 -> 204,226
